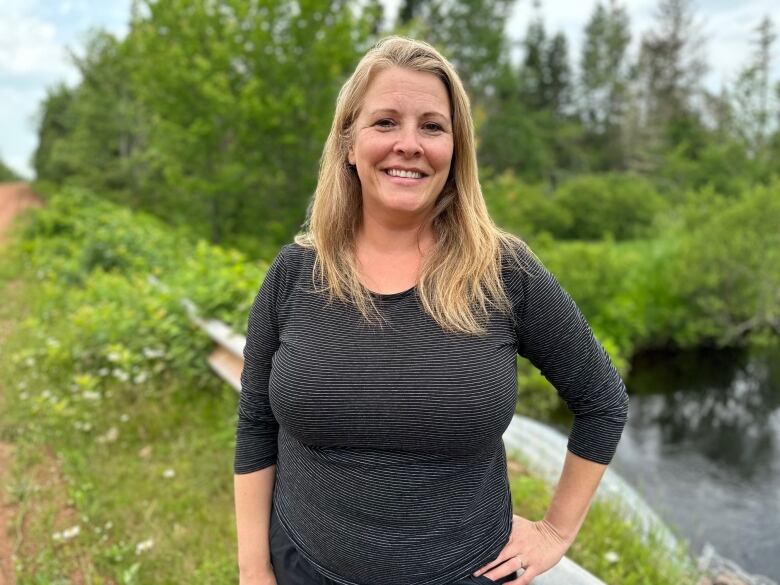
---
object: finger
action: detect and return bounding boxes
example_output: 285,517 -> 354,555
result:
516,566 -> 539,585
483,554 -> 528,582
473,552 -> 515,577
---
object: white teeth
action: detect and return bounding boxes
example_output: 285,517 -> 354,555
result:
387,168 -> 423,179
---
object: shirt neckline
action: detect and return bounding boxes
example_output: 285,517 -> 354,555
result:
368,286 -> 417,300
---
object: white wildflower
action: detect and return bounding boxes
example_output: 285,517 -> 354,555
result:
53,525 -> 80,541
82,391 -> 101,401
135,538 -> 155,555
107,352 -> 121,363
104,521 -> 113,530
25,356 -> 35,367
46,337 -> 60,348
133,371 -> 148,385
112,368 -> 129,382
17,380 -> 27,390
143,347 -> 165,359
120,414 -> 130,423
98,368 -> 109,377
41,389 -> 52,400
162,468 -> 176,479
604,551 -> 620,564
20,392 -> 29,400
97,427 -> 119,444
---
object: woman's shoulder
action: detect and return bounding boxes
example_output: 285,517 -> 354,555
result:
275,241 -> 315,266
498,235 -> 541,277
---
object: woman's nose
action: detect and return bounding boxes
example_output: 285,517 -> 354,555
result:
393,126 -> 422,157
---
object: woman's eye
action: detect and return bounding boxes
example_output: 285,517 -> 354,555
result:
423,122 -> 443,132
375,119 -> 395,128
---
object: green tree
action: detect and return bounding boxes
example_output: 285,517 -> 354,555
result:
413,0 -> 515,105
33,84 -> 76,183
627,0 -> 708,170
126,0 -> 376,248
579,0 -> 631,169
731,16 -> 777,159
479,8 -> 585,183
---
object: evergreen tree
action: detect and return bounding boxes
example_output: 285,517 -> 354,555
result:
627,0 -> 708,169
420,0 -> 515,105
580,1 -> 630,129
732,15 -> 777,157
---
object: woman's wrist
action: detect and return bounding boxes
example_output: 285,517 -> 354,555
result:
238,558 -> 273,578
539,515 -> 578,547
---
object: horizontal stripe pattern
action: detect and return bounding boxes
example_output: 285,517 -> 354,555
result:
234,243 -> 628,585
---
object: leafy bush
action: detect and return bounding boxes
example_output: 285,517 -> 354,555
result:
14,187 -> 267,390
552,173 -> 667,240
483,172 -> 573,240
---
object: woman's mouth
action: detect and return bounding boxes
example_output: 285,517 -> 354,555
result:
385,168 -> 426,180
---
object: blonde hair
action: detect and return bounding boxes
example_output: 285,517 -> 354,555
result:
295,36 -> 527,334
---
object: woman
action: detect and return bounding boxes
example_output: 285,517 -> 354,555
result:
234,36 -> 628,585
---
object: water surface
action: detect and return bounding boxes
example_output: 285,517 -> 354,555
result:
611,347 -> 780,580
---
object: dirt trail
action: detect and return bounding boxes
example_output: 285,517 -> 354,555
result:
0,182 -> 42,585
0,182 -> 42,245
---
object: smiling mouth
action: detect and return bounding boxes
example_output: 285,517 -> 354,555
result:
385,168 -> 426,179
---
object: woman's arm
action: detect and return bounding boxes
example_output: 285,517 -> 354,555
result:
474,451 -> 606,584
476,247 -> 629,583
544,450 -> 606,543
234,248 -> 289,583
235,466 -> 277,582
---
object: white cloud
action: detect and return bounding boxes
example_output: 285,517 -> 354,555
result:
0,6 -> 70,77
701,0 -> 780,89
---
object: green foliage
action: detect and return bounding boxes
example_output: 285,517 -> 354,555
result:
662,180 -> 780,346
33,0 -> 378,250
552,173 -> 667,240
13,187 -> 265,390
416,0 -> 515,105
483,172 -> 666,242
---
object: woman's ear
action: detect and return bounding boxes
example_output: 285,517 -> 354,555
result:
347,147 -> 355,166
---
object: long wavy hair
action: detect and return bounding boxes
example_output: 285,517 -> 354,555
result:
294,36 -> 528,334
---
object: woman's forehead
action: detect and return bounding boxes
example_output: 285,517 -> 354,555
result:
360,67 -> 451,118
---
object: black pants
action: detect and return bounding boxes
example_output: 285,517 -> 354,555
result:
269,503 -> 517,585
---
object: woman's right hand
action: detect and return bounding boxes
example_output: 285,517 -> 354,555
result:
239,568 -> 277,585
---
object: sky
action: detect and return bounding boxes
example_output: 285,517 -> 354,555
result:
1,0 -> 778,179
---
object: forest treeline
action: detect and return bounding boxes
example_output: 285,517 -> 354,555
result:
28,0 -> 779,245
22,0 -> 780,361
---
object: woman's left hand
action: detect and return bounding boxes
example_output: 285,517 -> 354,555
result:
472,514 -> 571,584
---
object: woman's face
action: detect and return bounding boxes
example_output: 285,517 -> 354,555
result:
348,67 -> 454,224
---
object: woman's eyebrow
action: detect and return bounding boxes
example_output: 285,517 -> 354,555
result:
367,108 -> 450,121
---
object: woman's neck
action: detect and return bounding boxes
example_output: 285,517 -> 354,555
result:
356,211 -> 435,257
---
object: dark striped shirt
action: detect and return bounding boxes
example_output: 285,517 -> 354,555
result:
234,242 -> 628,585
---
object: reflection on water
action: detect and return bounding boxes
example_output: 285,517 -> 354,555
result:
611,346 -> 780,580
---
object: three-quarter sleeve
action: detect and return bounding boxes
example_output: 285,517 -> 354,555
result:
233,251 -> 287,474
510,250 -> 629,464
